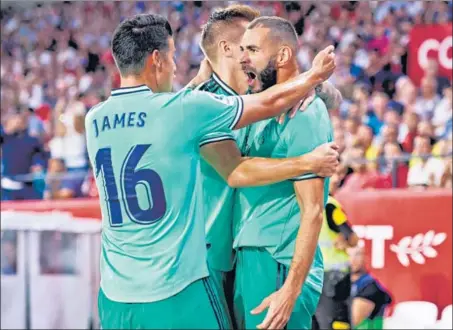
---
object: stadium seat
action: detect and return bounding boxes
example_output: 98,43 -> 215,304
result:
429,320 -> 451,329
428,305 -> 453,329
384,301 -> 439,329
441,305 -> 452,324
384,317 -> 425,329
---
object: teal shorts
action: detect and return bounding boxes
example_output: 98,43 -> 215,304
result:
234,247 -> 321,329
209,266 -> 234,328
98,277 -> 231,329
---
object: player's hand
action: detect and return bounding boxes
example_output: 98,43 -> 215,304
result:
311,45 -> 336,82
251,286 -> 298,329
281,90 -> 315,123
306,142 -> 340,177
286,90 -> 315,120
186,58 -> 213,89
288,81 -> 342,119
196,58 -> 213,83
298,90 -> 316,113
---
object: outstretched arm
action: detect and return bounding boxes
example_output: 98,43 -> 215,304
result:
200,140 -> 339,187
188,46 -> 336,130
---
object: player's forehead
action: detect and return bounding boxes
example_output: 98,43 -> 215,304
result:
241,26 -> 269,49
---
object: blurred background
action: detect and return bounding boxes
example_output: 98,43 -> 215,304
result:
0,1 -> 452,329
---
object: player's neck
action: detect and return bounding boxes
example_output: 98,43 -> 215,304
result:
120,76 -> 156,91
277,61 -> 300,84
212,62 -> 247,95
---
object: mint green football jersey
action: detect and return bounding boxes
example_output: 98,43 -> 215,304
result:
85,85 -> 243,303
196,73 -> 251,272
233,97 -> 332,294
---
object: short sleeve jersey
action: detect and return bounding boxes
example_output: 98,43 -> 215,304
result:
85,85 -> 243,303
233,97 -> 333,293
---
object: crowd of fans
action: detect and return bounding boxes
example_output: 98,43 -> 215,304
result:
1,1 -> 452,201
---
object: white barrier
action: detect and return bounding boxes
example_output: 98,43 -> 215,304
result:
1,211 -> 101,329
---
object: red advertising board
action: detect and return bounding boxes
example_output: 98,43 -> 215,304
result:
336,189 -> 452,313
2,190 -> 452,314
409,24 -> 452,86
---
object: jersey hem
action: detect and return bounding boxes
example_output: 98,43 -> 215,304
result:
100,271 -> 209,303
199,136 -> 236,147
290,173 -> 322,181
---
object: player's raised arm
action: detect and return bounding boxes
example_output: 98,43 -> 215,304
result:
200,140 -> 339,187
234,45 -> 335,129
186,46 -> 336,131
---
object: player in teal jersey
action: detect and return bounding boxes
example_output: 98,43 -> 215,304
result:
194,5 -> 342,325
232,17 -> 337,329
86,14 -> 336,329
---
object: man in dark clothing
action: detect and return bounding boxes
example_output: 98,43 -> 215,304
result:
349,246 -> 392,329
1,114 -> 48,200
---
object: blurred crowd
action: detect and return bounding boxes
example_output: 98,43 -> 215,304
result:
1,1 -> 452,201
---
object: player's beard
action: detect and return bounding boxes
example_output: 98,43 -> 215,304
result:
258,57 -> 278,92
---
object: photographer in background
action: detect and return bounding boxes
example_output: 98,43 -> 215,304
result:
349,246 -> 392,329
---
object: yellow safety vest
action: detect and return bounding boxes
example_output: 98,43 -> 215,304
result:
319,196 -> 350,272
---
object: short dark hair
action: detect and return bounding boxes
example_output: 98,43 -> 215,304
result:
201,4 -> 260,59
112,14 -> 173,76
247,16 -> 298,51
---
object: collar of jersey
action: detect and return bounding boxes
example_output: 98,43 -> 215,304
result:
212,72 -> 238,96
111,85 -> 152,96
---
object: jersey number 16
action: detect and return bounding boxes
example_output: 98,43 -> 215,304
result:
95,144 -> 167,226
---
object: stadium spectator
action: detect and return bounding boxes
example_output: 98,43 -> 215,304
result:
43,158 -> 80,200
1,114 -> 47,200
1,231 -> 17,275
47,96 -> 88,197
376,142 -> 409,188
414,76 -> 441,121
407,136 -> 446,189
1,1 -> 452,198
433,86 -> 453,137
440,156 -> 452,188
417,120 -> 437,146
424,59 -> 451,96
380,124 -> 401,148
349,245 -> 392,329
399,112 -> 419,153
355,124 -> 376,162
365,92 -> 388,135
341,146 -> 379,191
394,76 -> 417,110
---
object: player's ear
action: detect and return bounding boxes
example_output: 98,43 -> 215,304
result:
219,40 -> 233,58
150,50 -> 162,70
276,46 -> 292,67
